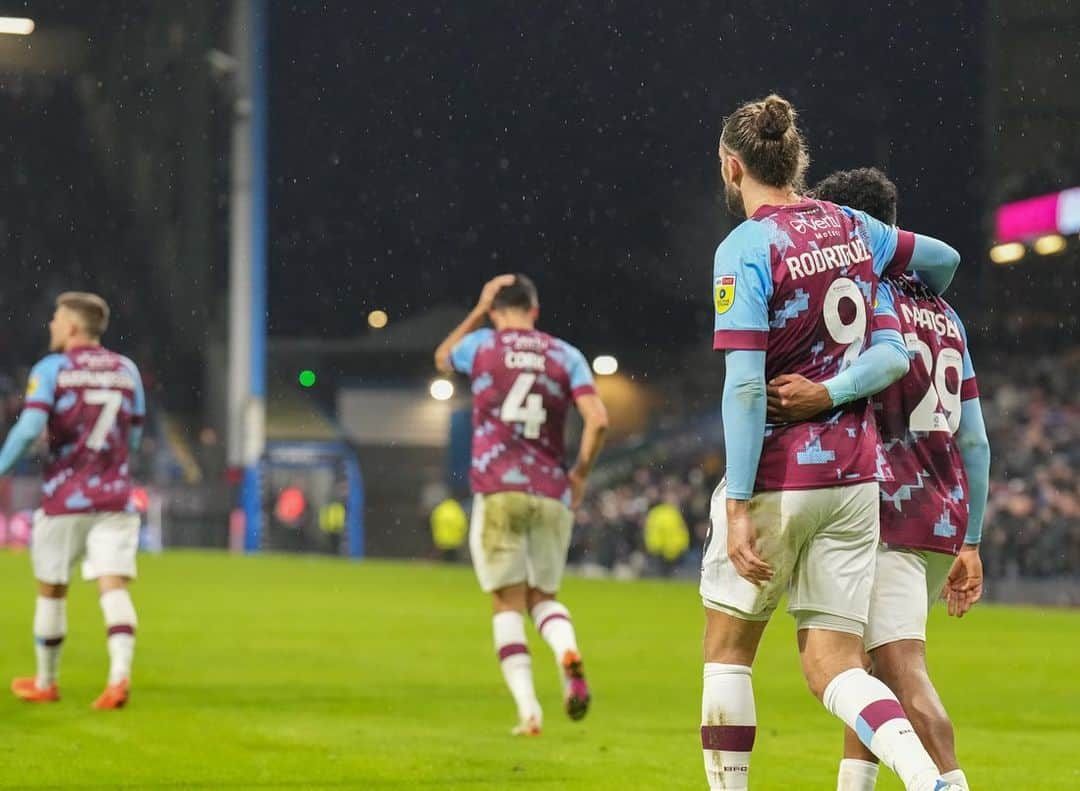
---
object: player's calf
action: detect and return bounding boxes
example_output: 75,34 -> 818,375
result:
99,582 -> 137,689
873,641 -> 963,782
492,608 -> 542,733
529,597 -> 590,721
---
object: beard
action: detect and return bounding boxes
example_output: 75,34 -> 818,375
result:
724,180 -> 746,217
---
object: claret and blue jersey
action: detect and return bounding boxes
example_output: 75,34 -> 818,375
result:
713,199 -> 915,493
450,328 -> 595,505
23,345 -> 145,516
871,275 -> 979,555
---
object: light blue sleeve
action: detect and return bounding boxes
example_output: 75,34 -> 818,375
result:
722,349 -> 767,500
910,235 -> 961,295
24,354 -> 64,410
823,329 -> 909,406
712,224 -> 773,351
956,398 -> 990,545
822,281 -> 909,405
0,409 -> 47,476
123,358 -> 146,454
562,343 -> 596,395
449,329 -> 494,375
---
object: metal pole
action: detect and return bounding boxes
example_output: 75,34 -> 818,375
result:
228,0 -> 268,551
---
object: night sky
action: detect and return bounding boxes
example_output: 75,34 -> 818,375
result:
269,2 -> 984,358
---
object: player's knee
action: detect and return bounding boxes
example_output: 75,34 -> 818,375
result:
37,582 -> 67,599
525,587 -> 555,610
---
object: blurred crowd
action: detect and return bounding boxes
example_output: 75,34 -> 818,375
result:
573,354 -> 1080,581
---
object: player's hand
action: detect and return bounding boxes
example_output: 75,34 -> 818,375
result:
766,374 -> 833,423
944,545 -> 983,617
726,500 -> 773,586
568,466 -> 588,509
476,274 -> 516,313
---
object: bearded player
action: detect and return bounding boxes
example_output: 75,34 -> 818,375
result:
767,168 -> 990,791
702,95 -> 967,791
435,274 -> 609,736
0,292 -> 145,709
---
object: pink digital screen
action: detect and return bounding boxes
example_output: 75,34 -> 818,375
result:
995,193 -> 1060,242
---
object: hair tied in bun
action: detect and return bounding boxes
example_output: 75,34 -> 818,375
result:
754,95 -> 793,140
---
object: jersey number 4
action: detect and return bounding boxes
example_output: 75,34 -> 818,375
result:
500,373 -> 548,439
904,334 -> 962,433
84,389 -> 123,451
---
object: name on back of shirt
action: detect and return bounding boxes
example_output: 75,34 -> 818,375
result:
900,303 -> 961,339
56,369 -> 138,390
785,238 -> 871,280
505,351 -> 546,371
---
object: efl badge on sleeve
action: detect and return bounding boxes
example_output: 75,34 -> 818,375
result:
714,275 -> 736,315
25,377 -> 38,397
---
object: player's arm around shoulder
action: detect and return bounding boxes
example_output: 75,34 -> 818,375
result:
849,206 -> 960,294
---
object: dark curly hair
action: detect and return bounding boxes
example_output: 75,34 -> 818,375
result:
810,167 -> 898,225
720,94 -> 810,189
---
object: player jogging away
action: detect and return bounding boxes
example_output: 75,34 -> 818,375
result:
435,274 -> 609,736
767,168 -> 990,791
700,95 -> 966,791
0,292 -> 145,709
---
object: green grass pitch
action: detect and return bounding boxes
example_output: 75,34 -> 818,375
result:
0,550 -> 1076,789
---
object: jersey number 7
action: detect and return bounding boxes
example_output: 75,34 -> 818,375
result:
84,389 -> 124,451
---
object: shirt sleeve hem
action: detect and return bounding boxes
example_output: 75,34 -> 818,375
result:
960,378 -> 979,401
571,384 -> 597,399
713,329 -> 769,351
883,229 -> 916,277
871,314 -> 902,334
24,401 -> 50,413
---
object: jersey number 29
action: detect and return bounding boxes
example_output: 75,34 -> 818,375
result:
500,374 -> 547,439
904,334 -> 963,433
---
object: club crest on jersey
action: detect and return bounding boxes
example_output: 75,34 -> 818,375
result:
714,275 -> 736,314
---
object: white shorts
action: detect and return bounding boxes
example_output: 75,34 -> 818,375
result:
863,545 -> 955,651
31,511 -> 140,585
700,481 -> 879,633
469,492 -> 573,594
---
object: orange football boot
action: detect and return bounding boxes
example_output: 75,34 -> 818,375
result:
92,678 -> 129,710
11,677 -> 59,703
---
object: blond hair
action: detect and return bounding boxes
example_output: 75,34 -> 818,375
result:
56,291 -> 110,338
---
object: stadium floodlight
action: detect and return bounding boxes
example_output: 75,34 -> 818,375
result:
430,378 -> 455,401
989,242 -> 1025,265
368,309 -> 388,329
1033,234 -> 1067,256
0,18 -> 34,35
592,355 -> 619,376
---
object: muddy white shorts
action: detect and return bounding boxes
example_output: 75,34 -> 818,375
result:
31,510 -> 140,585
700,481 -> 879,633
469,491 -> 574,594
863,545 -> 955,651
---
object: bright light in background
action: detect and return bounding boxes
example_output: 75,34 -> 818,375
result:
368,310 -> 388,329
592,355 -> 619,376
298,369 -> 316,388
0,18 -> 34,35
430,378 -> 454,401
1033,234 -> 1067,256
989,242 -> 1025,265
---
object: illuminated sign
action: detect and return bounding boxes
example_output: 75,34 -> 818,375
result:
995,187 -> 1080,242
